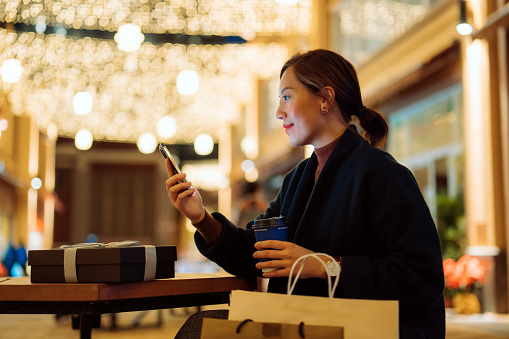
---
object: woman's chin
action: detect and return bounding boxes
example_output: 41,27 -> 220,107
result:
288,139 -> 301,147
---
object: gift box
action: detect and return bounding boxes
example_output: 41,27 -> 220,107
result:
28,243 -> 177,283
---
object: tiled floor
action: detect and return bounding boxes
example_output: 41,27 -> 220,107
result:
1,307 -> 509,338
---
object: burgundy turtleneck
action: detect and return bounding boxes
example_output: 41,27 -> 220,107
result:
314,136 -> 341,182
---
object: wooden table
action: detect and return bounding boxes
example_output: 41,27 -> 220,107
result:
0,273 -> 257,339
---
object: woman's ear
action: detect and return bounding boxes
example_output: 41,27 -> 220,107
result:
320,86 -> 335,109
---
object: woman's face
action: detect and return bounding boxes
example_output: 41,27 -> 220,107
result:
276,66 -> 326,147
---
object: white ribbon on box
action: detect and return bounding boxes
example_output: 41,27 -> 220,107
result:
59,241 -> 157,283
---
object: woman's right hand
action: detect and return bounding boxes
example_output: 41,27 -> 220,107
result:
165,159 -> 205,224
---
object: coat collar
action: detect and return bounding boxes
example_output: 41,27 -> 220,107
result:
286,128 -> 367,242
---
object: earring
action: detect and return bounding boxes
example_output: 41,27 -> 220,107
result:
321,108 -> 328,114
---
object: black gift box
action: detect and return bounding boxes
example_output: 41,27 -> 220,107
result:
28,245 -> 177,283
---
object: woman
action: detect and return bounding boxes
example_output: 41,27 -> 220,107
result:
166,49 -> 445,338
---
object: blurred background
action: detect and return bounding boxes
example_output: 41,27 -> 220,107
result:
0,0 -> 508,319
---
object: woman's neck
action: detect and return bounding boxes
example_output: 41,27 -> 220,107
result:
314,135 -> 341,182
312,122 -> 347,149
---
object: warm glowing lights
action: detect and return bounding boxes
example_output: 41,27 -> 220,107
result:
456,23 -> 473,36
456,0 -> 472,36
338,1 -> 426,39
46,122 -> 58,142
194,133 -> 214,156
176,70 -> 200,95
114,24 -> 145,52
337,0 -> 427,65
35,17 -> 47,34
466,40 -> 484,129
182,163 -> 230,190
241,159 -> 258,182
0,0 -> 312,37
157,116 -> 178,139
31,177 -> 42,190
0,28 -> 288,143
0,118 -> 7,131
244,168 -> 259,182
241,159 -> 255,173
73,91 -> 93,115
276,0 -> 300,4
136,132 -> 158,154
0,118 -> 7,139
463,39 -> 492,247
0,58 -> 23,84
75,129 -> 94,150
241,136 -> 258,159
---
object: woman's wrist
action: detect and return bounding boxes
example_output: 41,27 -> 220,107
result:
319,255 -> 342,279
192,209 -> 222,245
190,208 -> 206,225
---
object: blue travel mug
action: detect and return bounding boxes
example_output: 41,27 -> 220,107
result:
253,216 -> 288,272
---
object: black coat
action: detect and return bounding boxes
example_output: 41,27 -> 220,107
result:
196,129 -> 446,338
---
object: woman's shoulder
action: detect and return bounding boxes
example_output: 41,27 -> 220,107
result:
354,143 -> 413,179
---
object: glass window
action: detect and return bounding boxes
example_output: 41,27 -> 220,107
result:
386,84 -> 464,221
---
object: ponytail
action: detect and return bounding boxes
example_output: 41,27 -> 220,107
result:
357,106 -> 389,149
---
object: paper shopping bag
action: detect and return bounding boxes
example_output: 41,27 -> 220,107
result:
229,253 -> 398,339
200,318 -> 344,339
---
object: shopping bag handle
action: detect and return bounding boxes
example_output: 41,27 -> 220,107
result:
287,253 -> 340,298
236,319 -> 307,338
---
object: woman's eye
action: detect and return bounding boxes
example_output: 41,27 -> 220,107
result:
283,95 -> 290,100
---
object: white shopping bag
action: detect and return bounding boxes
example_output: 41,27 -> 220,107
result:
229,253 -> 398,339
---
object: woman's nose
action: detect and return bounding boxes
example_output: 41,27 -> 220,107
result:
276,105 -> 285,120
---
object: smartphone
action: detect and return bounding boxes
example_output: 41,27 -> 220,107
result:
159,143 -> 188,183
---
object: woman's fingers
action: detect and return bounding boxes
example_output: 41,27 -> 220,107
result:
253,241 -> 324,278
254,248 -> 286,260
254,240 -> 287,250
165,173 -> 187,188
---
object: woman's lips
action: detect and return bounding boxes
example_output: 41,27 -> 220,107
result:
283,124 -> 293,133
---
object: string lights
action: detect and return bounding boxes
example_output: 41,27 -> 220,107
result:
0,28 -> 288,144
337,0 -> 427,65
0,0 -> 312,37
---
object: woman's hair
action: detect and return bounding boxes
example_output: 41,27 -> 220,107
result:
280,49 -> 388,148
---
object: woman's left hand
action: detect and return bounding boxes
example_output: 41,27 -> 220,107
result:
253,240 -> 328,279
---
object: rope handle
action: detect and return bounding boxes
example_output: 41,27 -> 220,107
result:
287,253 -> 341,298
236,319 -> 253,333
236,319 -> 307,338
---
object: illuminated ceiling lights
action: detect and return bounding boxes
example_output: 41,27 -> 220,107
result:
72,91 -> 93,115
75,129 -> 93,150
0,0 -> 312,37
0,28 -> 289,144
276,0 -> 300,4
456,0 -> 472,36
137,132 -> 158,154
176,70 -> 200,95
0,58 -> 23,84
338,0 -> 427,39
114,24 -> 145,52
194,133 -> 214,156
157,116 -> 177,139
337,0 -> 427,64
0,0 -> 307,145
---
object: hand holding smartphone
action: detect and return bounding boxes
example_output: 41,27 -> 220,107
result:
160,143 -> 205,224
159,143 -> 187,183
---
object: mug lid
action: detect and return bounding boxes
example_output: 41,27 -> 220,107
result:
253,216 -> 287,228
